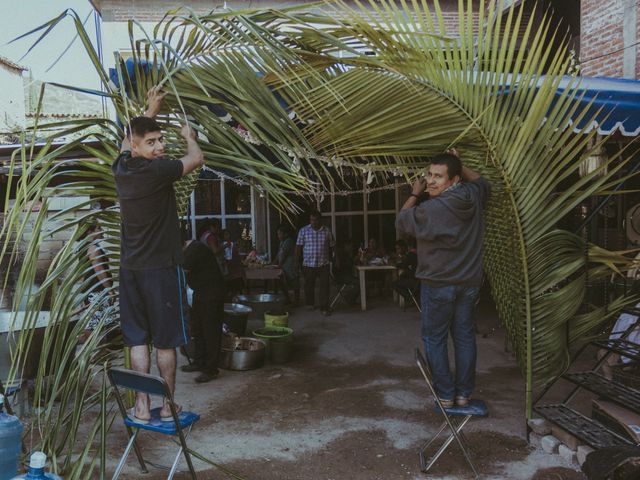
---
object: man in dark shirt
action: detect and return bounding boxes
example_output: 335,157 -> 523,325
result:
182,238 -> 225,383
396,152 -> 490,409
113,86 -> 204,423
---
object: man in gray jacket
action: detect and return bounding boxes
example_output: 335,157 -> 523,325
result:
396,152 -> 490,408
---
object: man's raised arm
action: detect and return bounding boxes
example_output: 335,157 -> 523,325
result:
179,124 -> 204,177
461,165 -> 481,182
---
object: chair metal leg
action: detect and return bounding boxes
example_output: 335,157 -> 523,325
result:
124,424 -> 149,473
409,291 -> 421,312
176,424 -> 198,479
330,285 -> 347,309
419,414 -> 479,479
167,445 -> 184,480
112,429 -> 141,480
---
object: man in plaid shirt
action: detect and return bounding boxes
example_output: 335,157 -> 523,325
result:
295,210 -> 335,316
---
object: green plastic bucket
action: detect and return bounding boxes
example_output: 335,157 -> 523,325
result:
252,326 -> 293,363
264,311 -> 289,328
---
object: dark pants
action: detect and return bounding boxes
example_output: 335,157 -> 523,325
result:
191,289 -> 224,374
303,264 -> 330,309
280,273 -> 300,304
421,284 -> 480,400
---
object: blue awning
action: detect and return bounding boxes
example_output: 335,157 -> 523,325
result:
506,75 -> 640,137
556,76 -> 640,137
107,60 -> 640,137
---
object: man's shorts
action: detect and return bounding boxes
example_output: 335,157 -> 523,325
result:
119,266 -> 188,348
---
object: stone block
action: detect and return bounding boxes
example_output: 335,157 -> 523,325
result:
541,435 -> 561,454
551,425 -> 580,451
528,432 -> 542,448
528,418 -> 552,436
577,445 -> 595,466
559,444 -> 578,465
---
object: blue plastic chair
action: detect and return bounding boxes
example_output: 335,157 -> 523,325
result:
415,348 -> 488,479
107,367 -> 200,480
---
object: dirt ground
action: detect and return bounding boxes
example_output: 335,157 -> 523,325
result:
109,291 -> 586,480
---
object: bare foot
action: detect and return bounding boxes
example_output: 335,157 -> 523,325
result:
159,400 -> 181,420
134,393 -> 151,422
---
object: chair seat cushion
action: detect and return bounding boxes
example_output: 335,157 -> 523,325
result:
437,399 -> 489,417
124,407 -> 200,433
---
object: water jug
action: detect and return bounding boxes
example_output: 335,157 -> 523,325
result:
11,452 -> 62,480
0,393 -> 23,480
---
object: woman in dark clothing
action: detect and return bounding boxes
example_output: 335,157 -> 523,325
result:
275,224 -> 299,305
182,238 -> 225,383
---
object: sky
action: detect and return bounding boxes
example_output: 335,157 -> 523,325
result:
0,0 -> 101,90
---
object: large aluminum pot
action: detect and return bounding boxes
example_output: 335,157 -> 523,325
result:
219,337 -> 266,371
223,303 -> 252,336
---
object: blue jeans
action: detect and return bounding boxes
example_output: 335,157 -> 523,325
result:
421,284 -> 480,400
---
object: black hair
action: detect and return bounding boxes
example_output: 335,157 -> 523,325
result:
277,224 -> 292,237
431,153 -> 462,180
309,209 -> 321,219
127,116 -> 161,138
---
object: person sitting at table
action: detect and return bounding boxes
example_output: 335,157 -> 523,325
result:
391,239 -> 419,301
275,224 -> 299,306
221,229 -> 244,300
356,237 -> 386,266
356,237 -> 387,297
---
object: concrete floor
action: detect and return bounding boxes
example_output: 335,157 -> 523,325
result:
110,291 -> 585,480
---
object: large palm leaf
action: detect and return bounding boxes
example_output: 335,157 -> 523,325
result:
2,1 -> 638,476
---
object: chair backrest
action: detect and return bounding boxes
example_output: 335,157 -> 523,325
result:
415,348 -> 439,399
108,367 -> 169,397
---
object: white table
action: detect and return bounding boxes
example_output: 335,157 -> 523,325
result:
355,265 -> 398,311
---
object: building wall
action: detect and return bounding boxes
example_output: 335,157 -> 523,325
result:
580,0 -> 639,78
97,0 -> 464,25
0,64 -> 26,134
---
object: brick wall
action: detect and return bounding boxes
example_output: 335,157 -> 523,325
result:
100,0 -> 472,32
580,0 -> 639,78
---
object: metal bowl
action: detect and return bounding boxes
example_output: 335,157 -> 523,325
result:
234,294 -> 284,304
233,294 -> 284,319
220,337 -> 266,371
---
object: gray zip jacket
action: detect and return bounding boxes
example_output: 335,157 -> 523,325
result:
395,177 -> 490,287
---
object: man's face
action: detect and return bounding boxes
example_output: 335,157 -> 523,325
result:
131,130 -> 165,160
426,163 -> 459,198
310,215 -> 321,230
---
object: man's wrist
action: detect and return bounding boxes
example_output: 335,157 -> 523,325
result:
410,193 -> 421,198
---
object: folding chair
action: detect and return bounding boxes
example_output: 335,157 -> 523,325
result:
329,273 -> 359,309
415,348 -> 488,479
107,367 -> 200,480
392,278 -> 421,312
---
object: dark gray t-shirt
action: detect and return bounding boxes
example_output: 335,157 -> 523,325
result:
395,177 -> 491,287
112,151 -> 184,270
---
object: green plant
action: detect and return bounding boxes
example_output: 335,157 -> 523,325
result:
2,1 -> 637,476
